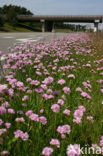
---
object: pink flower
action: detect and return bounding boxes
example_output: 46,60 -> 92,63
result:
0,129 -> 7,136
26,78 -> 32,83
2,102 -> 10,108
63,109 -> 70,116
87,116 -> 94,122
5,123 -> 11,128
14,130 -> 29,141
41,84 -> 47,90
0,151 -> 8,156
81,92 -> 87,98
42,94 -> 49,100
47,89 -> 53,94
30,80 -> 40,86
73,107 -> 85,124
27,90 -> 32,94
101,89 -> 103,93
86,63 -> 91,67
86,94 -> 91,99
48,95 -> 54,99
21,132 -> 29,141
22,95 -> 29,101
25,110 -> 33,116
14,130 -> 23,138
63,87 -> 71,94
76,87 -> 82,92
50,139 -> 60,148
51,104 -> 60,113
42,147 -> 53,156
73,118 -> 82,124
0,119 -> 3,126
67,144 -> 80,156
0,84 -> 8,93
16,81 -> 24,87
100,136 -> 103,147
8,109 -> 15,114
39,116 -> 47,125
42,77 -> 54,85
40,109 -> 44,114
74,110 -> 83,119
78,106 -> 86,112
35,88 -> 43,94
68,74 -> 75,79
0,106 -> 6,115
57,125 -> 71,134
62,125 -> 71,134
61,134 -> 66,139
57,126 -> 64,134
58,99 -> 64,106
29,113 -> 39,122
15,117 -> 25,123
58,79 -> 66,85
81,92 -> 91,99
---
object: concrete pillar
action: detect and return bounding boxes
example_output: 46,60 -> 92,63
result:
101,19 -> 103,32
41,19 -> 45,32
94,23 -> 98,32
41,21 -> 55,32
94,20 -> 100,32
52,22 -> 55,33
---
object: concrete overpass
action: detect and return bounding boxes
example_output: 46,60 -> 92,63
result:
17,15 -> 103,32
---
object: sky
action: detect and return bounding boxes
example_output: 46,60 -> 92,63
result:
0,0 -> 103,16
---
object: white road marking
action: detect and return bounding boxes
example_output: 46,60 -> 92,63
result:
3,36 -> 14,39
16,38 -> 39,43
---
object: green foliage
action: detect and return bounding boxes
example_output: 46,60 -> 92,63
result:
7,7 -> 17,27
0,5 -> 33,15
0,16 -> 4,27
0,5 -> 33,27
55,22 -> 86,31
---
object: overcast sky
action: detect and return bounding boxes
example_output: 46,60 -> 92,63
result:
0,0 -> 103,15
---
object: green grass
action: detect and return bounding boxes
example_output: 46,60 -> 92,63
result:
0,23 -> 33,32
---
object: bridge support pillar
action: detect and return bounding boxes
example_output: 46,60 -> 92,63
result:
41,19 -> 46,32
94,20 -> 100,32
94,23 -> 98,32
52,22 -> 55,33
101,19 -> 103,32
41,20 -> 55,32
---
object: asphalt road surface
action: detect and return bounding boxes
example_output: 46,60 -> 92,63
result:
0,32 -> 68,54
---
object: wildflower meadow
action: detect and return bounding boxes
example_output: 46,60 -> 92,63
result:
0,33 -> 103,155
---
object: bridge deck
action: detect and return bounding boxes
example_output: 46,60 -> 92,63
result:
17,15 -> 103,23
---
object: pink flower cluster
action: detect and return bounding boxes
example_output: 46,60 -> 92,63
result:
42,147 -> 53,156
42,77 -> 54,85
50,139 -> 60,148
63,87 -> 71,94
26,111 -> 47,125
57,125 -> 71,136
14,130 -> 29,141
67,144 -> 80,156
73,106 -> 86,124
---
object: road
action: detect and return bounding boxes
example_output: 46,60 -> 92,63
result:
0,32 -> 68,54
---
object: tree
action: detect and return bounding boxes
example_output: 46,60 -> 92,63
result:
0,5 -> 33,27
0,16 -> 4,27
0,5 -> 33,16
7,7 -> 17,27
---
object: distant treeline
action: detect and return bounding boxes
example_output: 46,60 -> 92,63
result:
0,5 -> 33,27
55,22 -> 86,31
